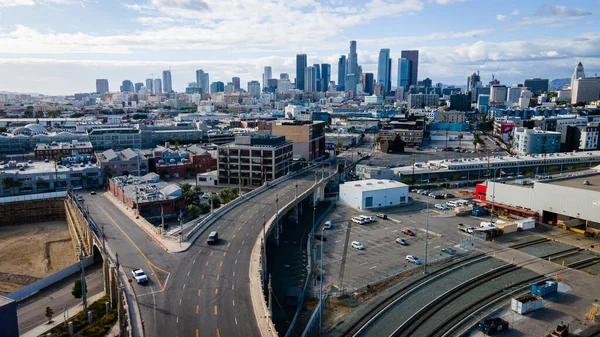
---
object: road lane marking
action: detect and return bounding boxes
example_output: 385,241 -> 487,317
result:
215,288 -> 219,295
232,234 -> 236,238
198,289 -> 201,296
217,274 -> 221,281
97,206 -> 166,290
196,329 -> 199,337
176,316 -> 179,323
187,271 -> 190,276
242,240 -> 244,245
223,252 -> 227,257
220,261 -> 223,267
233,300 -> 235,306
210,251 -> 213,256
235,259 -> 237,264
434,245 -> 440,249
206,261 -> 209,266
370,266 -> 377,269
214,306 -> 218,316
193,260 -> 196,264
233,271 -> 235,277
235,317 -> 238,325
179,298 -> 182,305
196,305 -> 199,314
232,285 -> 235,290
249,215 -> 253,219
228,243 -> 231,247
216,328 -> 221,337
183,284 -> 186,289
201,274 -> 204,280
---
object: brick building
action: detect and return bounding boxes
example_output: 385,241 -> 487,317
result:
35,141 -> 93,161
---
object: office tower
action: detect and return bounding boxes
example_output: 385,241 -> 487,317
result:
134,82 -> 144,93
145,78 -> 153,93
397,58 -> 411,89
377,49 -> 391,95
363,73 -> 374,95
120,80 -> 134,92
345,40 -> 359,92
296,54 -> 307,91
280,73 -> 289,80
467,71 -> 481,90
210,81 -> 225,93
204,73 -> 209,92
153,78 -> 162,94
507,85 -> 523,104
224,83 -> 234,94
572,77 -> 600,104
401,50 -> 419,86
345,74 -> 357,93
312,64 -> 321,91
337,55 -> 347,91
449,94 -> 471,111
263,66 -> 272,90
571,62 -> 585,87
304,66 -> 317,92
523,78 -> 549,96
162,70 -> 173,93
248,80 -> 261,98
95,79 -> 109,94
196,69 -> 206,93
232,77 -> 240,91
418,78 -> 432,88
490,85 -> 507,103
321,64 -> 331,92
186,82 -> 200,94
277,79 -> 292,93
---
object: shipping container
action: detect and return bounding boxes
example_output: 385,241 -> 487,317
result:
531,280 -> 558,297
496,222 -> 518,234
478,317 -> 509,335
472,208 -> 490,217
511,294 -> 543,314
517,218 -> 536,230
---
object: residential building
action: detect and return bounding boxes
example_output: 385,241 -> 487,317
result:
296,54 -> 307,91
337,55 -> 347,91
490,85 -> 508,103
449,93 -> 471,111
152,144 -> 215,179
134,82 -> 144,93
571,62 -> 585,87
162,70 -> 173,93
572,77 -> 600,104
407,94 -> 439,109
304,66 -> 317,93
467,72 -> 481,91
507,85 -> 523,104
247,80 -> 261,98
401,50 -> 419,86
271,120 -> 326,161
523,78 -> 549,96
379,129 -> 423,147
339,179 -> 409,210
435,111 -> 466,124
35,141 -> 93,161
513,127 -> 561,155
217,135 -> 293,187
96,79 -> 109,94
95,148 -> 149,178
519,89 -> 533,109
153,78 -> 162,94
579,123 -> 599,150
377,49 -> 391,95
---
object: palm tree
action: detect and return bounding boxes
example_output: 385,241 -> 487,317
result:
473,138 -> 479,152
457,133 -> 464,147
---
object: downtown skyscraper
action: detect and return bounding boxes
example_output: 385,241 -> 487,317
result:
162,70 -> 173,93
321,64 -> 331,92
345,40 -> 359,92
196,69 -> 208,93
401,50 -> 419,86
263,66 -> 272,91
95,79 -> 109,94
296,54 -> 307,91
397,58 -> 411,89
377,48 -> 391,95
337,55 -> 347,91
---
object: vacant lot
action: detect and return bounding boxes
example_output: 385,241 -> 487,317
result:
0,221 -> 77,295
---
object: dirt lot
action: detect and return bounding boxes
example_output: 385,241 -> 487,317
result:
0,221 -> 77,295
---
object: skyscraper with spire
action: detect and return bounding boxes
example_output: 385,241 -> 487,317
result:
571,62 -> 585,87
345,40 -> 359,92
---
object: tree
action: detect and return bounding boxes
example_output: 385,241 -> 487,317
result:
219,188 -> 238,204
208,195 -> 221,209
186,204 -> 201,218
34,111 -> 44,119
181,183 -> 199,204
457,133 -> 463,147
472,138 -> 479,152
337,162 -> 345,174
45,306 -> 54,324
0,127 -> 7,133
451,173 -> 461,181
72,279 -> 86,299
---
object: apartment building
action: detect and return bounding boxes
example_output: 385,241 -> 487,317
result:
95,148 -> 149,178
34,141 -> 93,160
271,120 -> 326,161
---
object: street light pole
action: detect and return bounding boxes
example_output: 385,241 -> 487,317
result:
319,228 -> 324,337
424,201 -> 430,274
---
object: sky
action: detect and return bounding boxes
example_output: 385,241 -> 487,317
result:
0,0 -> 599,95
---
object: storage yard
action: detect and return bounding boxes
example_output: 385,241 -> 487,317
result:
0,220 -> 77,295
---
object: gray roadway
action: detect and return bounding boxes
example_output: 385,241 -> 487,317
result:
80,165 -> 335,337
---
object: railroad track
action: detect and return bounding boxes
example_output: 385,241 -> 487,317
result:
344,237 -> 556,337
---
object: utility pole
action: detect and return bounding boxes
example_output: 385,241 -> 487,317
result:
268,274 -> 272,317
263,214 -> 267,280
79,237 -> 87,313
490,169 -> 497,224
424,202 -> 430,274
319,228 -> 324,337
411,154 -> 416,188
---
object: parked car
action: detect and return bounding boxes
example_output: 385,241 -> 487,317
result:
406,255 -> 421,264
314,233 -> 327,241
202,192 -> 212,199
351,216 -> 367,225
444,193 -> 455,199
131,269 -> 148,284
376,213 -> 388,220
442,247 -> 456,255
323,221 -> 333,229
351,241 -> 364,250
77,196 -> 83,202
359,215 -> 375,223
90,191 -> 96,195
434,204 -> 445,210
396,238 -> 408,245
401,228 -> 415,236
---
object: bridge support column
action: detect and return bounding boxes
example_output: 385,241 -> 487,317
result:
289,204 -> 299,224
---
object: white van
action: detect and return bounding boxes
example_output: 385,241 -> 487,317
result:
351,216 -> 367,225
359,215 -> 375,223
456,199 -> 468,206
446,201 -> 459,208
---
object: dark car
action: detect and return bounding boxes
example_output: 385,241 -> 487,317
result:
376,213 -> 388,220
444,193 -> 455,199
314,234 -> 328,241
442,247 -> 456,255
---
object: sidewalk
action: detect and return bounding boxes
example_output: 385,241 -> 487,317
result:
102,192 -> 190,253
21,292 -> 105,337
535,223 -> 600,254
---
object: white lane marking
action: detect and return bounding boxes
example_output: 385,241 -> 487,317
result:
242,240 -> 245,245
392,229 -> 399,233
218,225 -> 221,229
238,250 -> 241,254
183,284 -> 186,289
179,298 -> 182,304
235,317 -> 238,325
233,300 -> 235,306
335,240 -> 341,243
176,316 -> 179,323
434,245 -> 440,249
360,261 -> 369,265
235,259 -> 238,264
187,271 -> 190,276
370,266 -> 377,269
251,225 -> 254,229
233,271 -> 235,277
232,284 -> 235,290
193,260 -> 196,264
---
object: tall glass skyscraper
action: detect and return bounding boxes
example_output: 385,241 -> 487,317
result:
397,58 -> 411,89
321,63 -> 331,92
377,49 -> 391,94
162,70 -> 172,93
345,41 -> 359,92
401,50 -> 419,86
337,55 -> 346,91
296,54 -> 307,91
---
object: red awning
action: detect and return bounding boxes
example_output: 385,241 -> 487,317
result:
484,202 -> 538,216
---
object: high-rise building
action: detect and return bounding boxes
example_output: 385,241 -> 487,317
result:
572,77 -> 600,104
523,78 -> 549,96
232,77 -> 241,91
407,94 -> 439,109
120,80 -> 134,93
401,50 -> 419,86
248,80 -> 261,98
210,81 -> 224,93
490,85 -> 507,103
363,73 -> 374,95
146,78 -> 153,93
96,79 -> 109,94
153,78 -> 162,94
296,54 -> 307,91
449,94 -> 471,111
507,85 -> 523,104
162,70 -> 173,93
572,62 -> 585,87
418,78 -> 432,88
467,71 -> 481,91
346,41 -> 359,92
204,73 -> 210,92
263,66 -> 272,91
337,55 -> 347,91
134,82 -> 144,93
321,64 -> 331,93
397,58 -> 411,89
280,73 -> 289,80
195,69 -> 206,93
304,66 -> 317,92
377,49 -> 391,95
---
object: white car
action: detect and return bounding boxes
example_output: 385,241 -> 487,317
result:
351,241 -> 364,250
406,255 -> 421,265
323,221 -> 333,230
351,216 -> 367,225
434,204 -> 445,210
131,269 -> 148,284
202,192 -> 211,199
396,238 -> 408,245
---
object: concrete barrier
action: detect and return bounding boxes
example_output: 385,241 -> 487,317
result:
6,256 -> 94,302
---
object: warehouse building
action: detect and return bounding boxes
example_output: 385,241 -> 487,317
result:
339,179 -> 409,210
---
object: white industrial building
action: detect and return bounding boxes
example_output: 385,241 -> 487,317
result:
339,179 -> 409,210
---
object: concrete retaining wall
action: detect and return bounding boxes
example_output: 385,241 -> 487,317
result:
5,256 -> 94,302
0,198 -> 66,226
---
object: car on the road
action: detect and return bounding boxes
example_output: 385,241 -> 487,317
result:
406,255 -> 421,264
314,233 -> 327,241
77,196 -> 83,202
323,221 -> 333,229
202,192 -> 211,199
131,269 -> 148,284
376,213 -> 388,220
90,191 -> 96,195
401,228 -> 415,236
442,247 -> 456,255
396,238 -> 408,245
351,241 -> 364,250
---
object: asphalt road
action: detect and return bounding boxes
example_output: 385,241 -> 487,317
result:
17,262 -> 105,334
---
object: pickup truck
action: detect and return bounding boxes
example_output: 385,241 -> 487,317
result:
458,224 -> 475,233
131,269 -> 148,284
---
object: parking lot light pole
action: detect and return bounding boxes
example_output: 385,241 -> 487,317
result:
424,201 -> 430,274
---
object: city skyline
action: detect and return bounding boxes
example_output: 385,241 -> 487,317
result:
0,0 -> 599,95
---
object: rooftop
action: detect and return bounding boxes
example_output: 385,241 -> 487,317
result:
112,174 -> 181,203
36,141 -> 93,150
0,161 -> 99,175
545,173 -> 600,192
341,179 -> 408,192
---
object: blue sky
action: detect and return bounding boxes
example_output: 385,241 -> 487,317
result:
0,0 -> 599,95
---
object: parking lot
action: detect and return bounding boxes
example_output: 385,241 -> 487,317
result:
317,194 -> 487,293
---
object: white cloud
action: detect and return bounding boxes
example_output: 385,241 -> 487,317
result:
511,9 -> 519,16
496,14 -> 508,21
535,4 -> 591,17
0,0 -> 34,7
